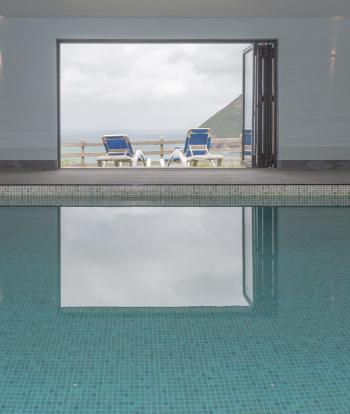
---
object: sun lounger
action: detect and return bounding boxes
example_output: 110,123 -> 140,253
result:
164,128 -> 223,167
97,135 -> 151,167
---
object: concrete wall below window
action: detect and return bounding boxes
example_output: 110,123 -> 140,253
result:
0,17 -> 349,168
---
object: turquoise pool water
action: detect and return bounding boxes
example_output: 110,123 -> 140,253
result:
1,206 -> 350,413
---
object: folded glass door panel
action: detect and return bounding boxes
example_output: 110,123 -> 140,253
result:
242,43 -> 277,168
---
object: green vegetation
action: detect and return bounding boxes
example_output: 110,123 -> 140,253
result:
199,94 -> 242,138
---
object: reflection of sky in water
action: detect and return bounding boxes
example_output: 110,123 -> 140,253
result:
61,207 -> 248,307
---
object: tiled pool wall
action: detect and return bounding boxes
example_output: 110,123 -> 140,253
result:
0,184 -> 349,206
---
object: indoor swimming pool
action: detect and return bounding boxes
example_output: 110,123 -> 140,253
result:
1,204 -> 350,413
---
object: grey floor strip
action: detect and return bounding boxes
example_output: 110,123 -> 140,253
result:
0,169 -> 349,185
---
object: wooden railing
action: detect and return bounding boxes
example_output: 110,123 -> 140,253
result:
61,136 -> 242,167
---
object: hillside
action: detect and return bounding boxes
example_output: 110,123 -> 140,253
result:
199,94 -> 242,138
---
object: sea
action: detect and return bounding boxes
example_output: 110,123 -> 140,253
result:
61,129 -> 185,143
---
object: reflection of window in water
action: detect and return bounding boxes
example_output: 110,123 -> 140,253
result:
60,207 -> 248,307
60,206 -> 278,310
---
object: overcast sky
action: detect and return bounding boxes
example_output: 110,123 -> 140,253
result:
61,43 -> 248,133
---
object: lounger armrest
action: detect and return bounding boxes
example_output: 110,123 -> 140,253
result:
167,148 -> 188,168
132,149 -> 147,167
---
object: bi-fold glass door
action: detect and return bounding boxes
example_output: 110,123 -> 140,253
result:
242,42 -> 277,168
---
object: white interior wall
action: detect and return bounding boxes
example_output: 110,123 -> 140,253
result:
0,17 -> 349,162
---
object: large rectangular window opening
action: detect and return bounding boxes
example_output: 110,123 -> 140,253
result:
58,41 -> 277,169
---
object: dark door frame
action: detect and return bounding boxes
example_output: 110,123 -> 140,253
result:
56,39 -> 278,169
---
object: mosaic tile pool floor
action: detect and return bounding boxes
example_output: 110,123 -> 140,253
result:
1,205 -> 350,413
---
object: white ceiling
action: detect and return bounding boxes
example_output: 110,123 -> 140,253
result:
0,0 -> 349,18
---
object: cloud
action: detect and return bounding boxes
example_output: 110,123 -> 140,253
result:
60,43 -> 249,132
152,79 -> 187,99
